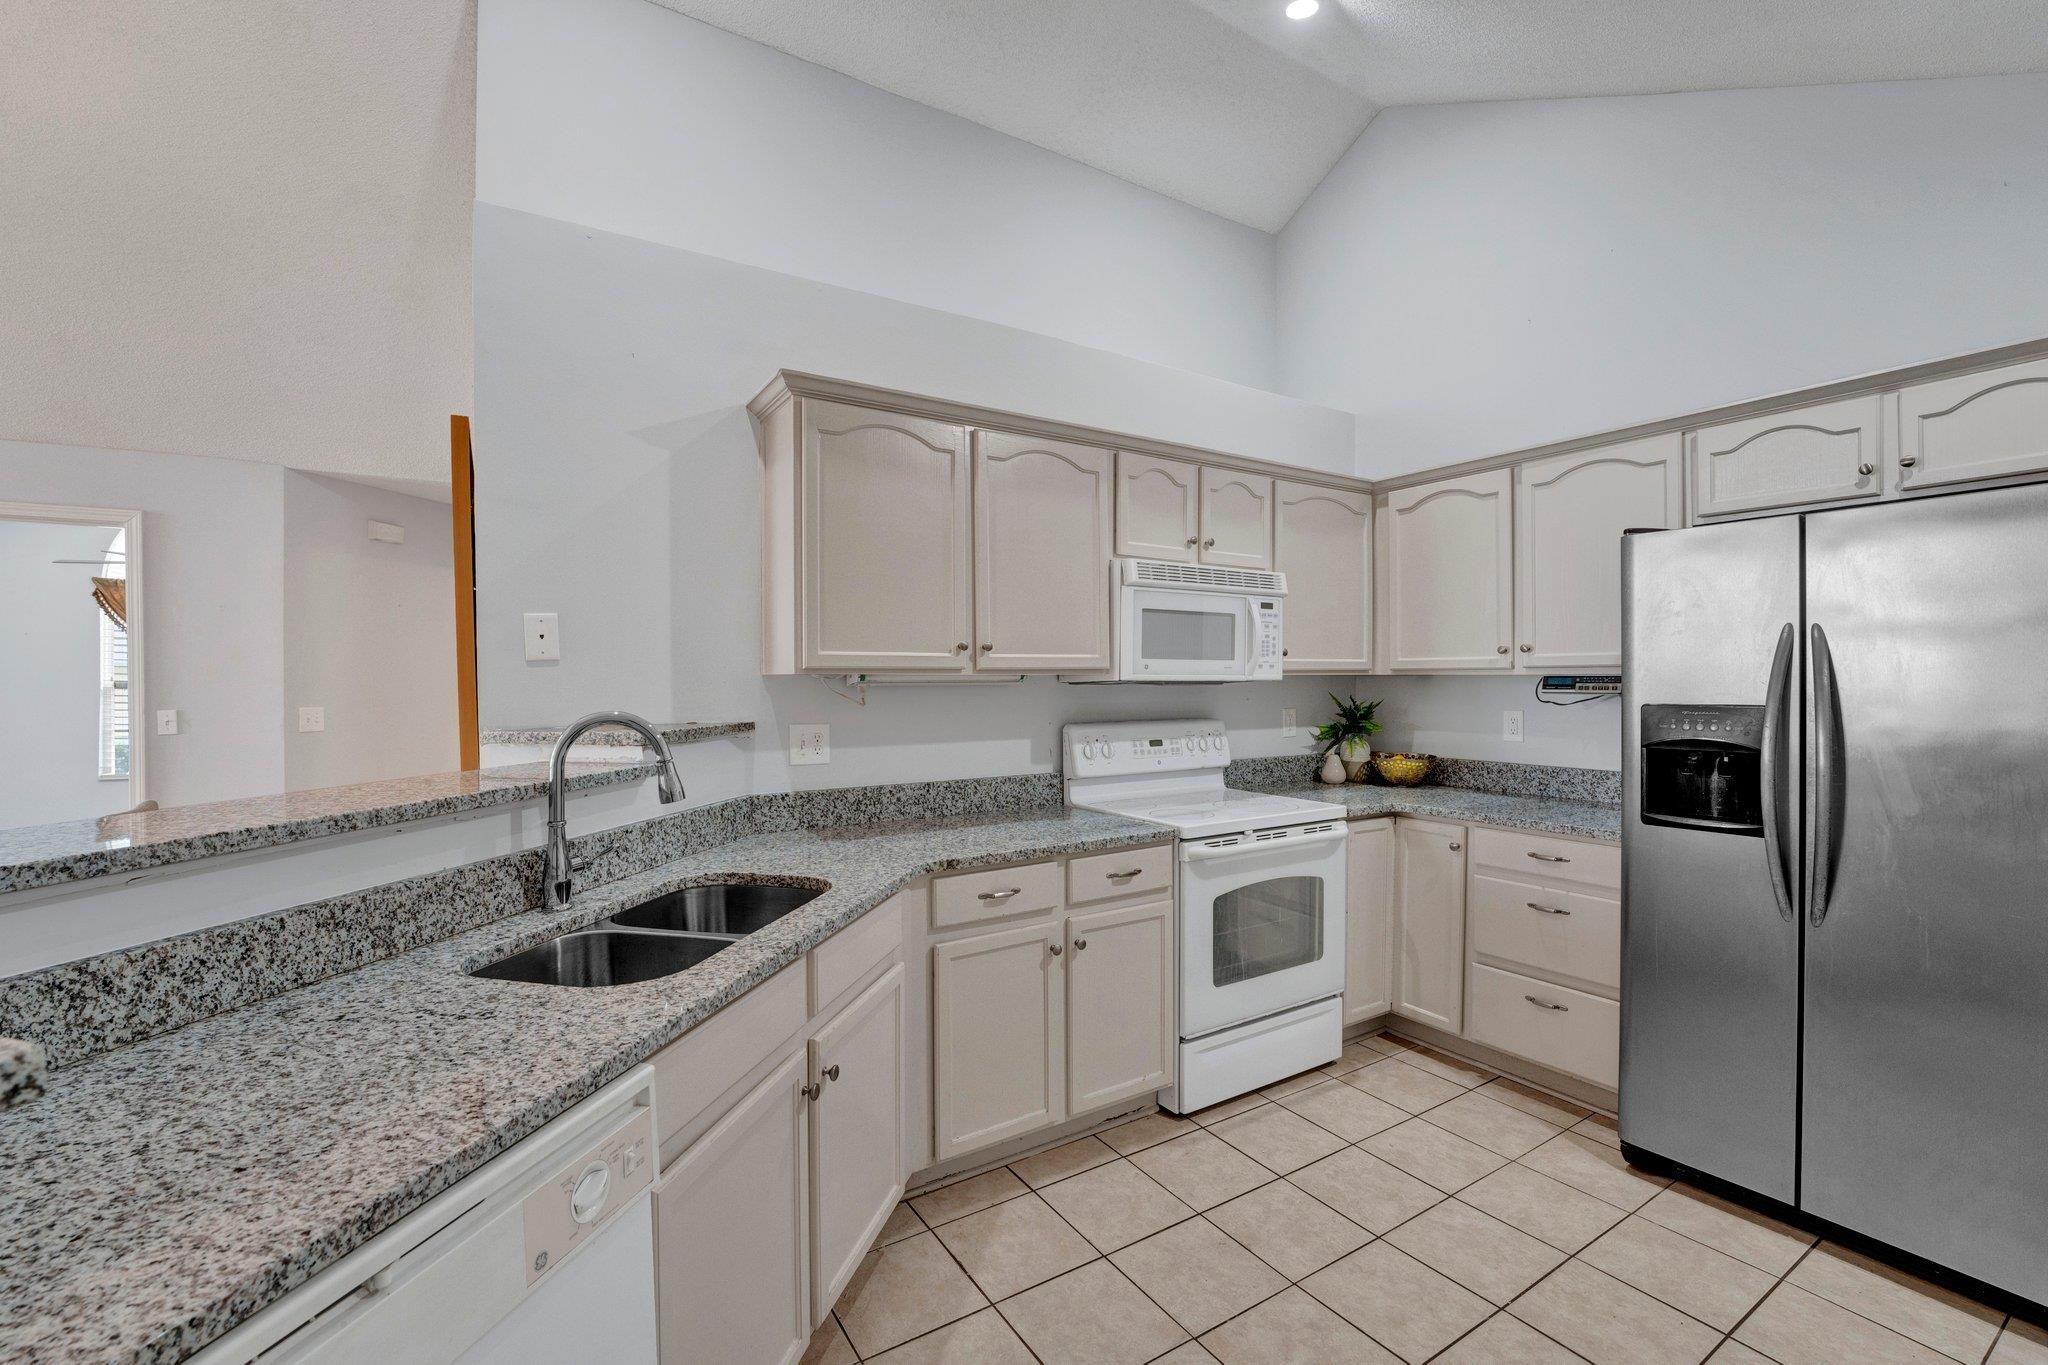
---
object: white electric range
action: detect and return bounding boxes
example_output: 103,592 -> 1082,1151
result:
1063,720 -> 1348,1113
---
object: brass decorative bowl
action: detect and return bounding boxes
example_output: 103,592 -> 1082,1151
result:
1371,752 -> 1437,787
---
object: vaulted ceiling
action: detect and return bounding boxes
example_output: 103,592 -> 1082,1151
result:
653,0 -> 2048,231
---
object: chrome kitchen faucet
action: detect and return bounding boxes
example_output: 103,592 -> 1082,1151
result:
545,710 -> 684,909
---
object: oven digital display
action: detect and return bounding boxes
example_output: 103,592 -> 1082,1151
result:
1147,739 -> 1163,747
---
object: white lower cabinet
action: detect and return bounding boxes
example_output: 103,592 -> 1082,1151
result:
932,919 -> 1066,1159
1065,900 -> 1175,1111
808,964 -> 906,1315
655,1049 -> 812,1365
1393,820 -> 1467,1033
1465,963 -> 1619,1090
1343,818 -> 1396,1025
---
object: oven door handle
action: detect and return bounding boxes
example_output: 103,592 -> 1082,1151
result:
1179,825 -> 1347,862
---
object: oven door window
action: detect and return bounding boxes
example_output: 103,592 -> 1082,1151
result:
1140,605 -> 1238,663
1212,875 -> 1325,987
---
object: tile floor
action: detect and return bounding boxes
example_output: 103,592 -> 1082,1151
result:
808,1033 -> 2047,1365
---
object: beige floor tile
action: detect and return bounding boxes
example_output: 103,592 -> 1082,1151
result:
1277,1078 -> 1410,1142
1362,1118 -> 1509,1192
1289,1145 -> 1444,1233
1206,1177 -> 1374,1280
1435,1312 -> 1581,1364
1302,1241 -> 1493,1363
1427,1090 -> 1564,1158
1259,1068 -> 1329,1100
1788,1242 -> 2004,1362
1010,1134 -> 1118,1189
1100,1110 -> 1199,1154
1201,1286 -> 1401,1364
1456,1162 -> 1628,1252
1509,1260 -> 1720,1365
1706,1343 -> 1778,1364
1209,1102 -> 1346,1173
1636,1184 -> 1814,1276
1579,1215 -> 1776,1330
1187,1093 -> 1269,1126
801,1314 -> 858,1365
1735,1282 -> 1953,1365
1359,1031 -> 1416,1055
996,1260 -> 1189,1365
1342,1057 -> 1469,1114
1109,1217 -> 1290,1336
864,1307 -> 1037,1365
1478,1078 -> 1591,1128
1128,1129 -> 1276,1210
1519,1132 -> 1668,1210
1571,1113 -> 1621,1148
1383,1199 -> 1565,1306
1155,1343 -> 1222,1364
1395,1046 -> 1497,1089
1322,1042 -> 1386,1077
910,1167 -> 1029,1226
879,1200 -> 927,1246
932,1192 -> 1098,1301
834,1231 -> 991,1357
1036,1157 -> 1196,1253
1991,1319 -> 2048,1365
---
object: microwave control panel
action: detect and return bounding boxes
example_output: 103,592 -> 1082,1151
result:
1065,720 -> 1229,776
1250,599 -> 1284,680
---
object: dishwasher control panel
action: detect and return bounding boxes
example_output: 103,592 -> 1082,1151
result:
521,1103 -> 654,1284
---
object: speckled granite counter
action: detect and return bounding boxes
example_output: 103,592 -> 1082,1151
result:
1268,783 -> 1622,843
479,719 -> 753,747
0,805 -> 1162,1365
0,721 -> 752,896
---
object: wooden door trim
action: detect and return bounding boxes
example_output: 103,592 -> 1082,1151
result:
450,415 -> 479,771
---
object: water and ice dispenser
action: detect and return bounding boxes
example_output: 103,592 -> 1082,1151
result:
1638,704 -> 1766,835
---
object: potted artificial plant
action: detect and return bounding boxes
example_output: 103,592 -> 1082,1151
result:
1314,694 -> 1385,784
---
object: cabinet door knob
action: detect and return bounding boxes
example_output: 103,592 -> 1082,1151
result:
1496,645 -> 1509,654
801,1082 -> 822,1101
1448,842 -> 1462,851
1073,938 -> 1088,951
1203,537 -> 1216,548
1048,943 -> 1064,957
1899,455 -> 1919,468
1519,644 -> 1533,652
954,642 -> 969,653
1185,537 -> 1199,546
821,1063 -> 840,1083
980,642 -> 994,653
1858,462 -> 1874,476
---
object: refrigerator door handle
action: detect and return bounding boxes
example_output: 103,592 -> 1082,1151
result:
1809,622 -> 1847,925
1760,622 -> 1797,922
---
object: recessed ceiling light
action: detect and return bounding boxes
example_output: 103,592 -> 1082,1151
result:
1285,0 -> 1320,17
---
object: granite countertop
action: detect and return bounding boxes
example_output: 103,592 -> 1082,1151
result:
479,719 -> 753,747
1279,783 -> 1622,843
0,722 -> 753,896
0,805 -> 1164,1365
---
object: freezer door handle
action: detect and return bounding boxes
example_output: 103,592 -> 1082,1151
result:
1809,622 -> 1847,925
1760,622 -> 1797,922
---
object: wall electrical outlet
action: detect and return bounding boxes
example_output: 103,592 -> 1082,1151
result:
1503,709 -> 1525,742
1281,707 -> 1297,738
523,612 -> 561,662
789,724 -> 830,765
156,709 -> 180,736
366,519 -> 405,544
298,706 -> 326,733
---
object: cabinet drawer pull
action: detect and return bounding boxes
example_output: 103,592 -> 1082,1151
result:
1106,868 -> 1144,880
1527,902 -> 1571,916
1527,852 -> 1570,863
977,887 -> 1022,901
1048,943 -> 1064,957
1524,995 -> 1569,1012
1073,938 -> 1088,951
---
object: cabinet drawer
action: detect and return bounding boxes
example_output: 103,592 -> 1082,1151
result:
1469,873 -> 1619,995
1468,827 -> 1619,891
653,962 -> 807,1164
931,859 -> 1064,929
1466,963 -> 1618,1089
1067,843 -> 1172,905
810,891 -> 907,1013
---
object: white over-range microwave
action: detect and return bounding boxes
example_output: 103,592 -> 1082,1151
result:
1115,558 -> 1287,682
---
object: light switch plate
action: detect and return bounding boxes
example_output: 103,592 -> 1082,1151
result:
788,724 -> 830,765
298,706 -> 326,733
156,709 -> 179,736
1281,707 -> 1297,738
1503,710 -> 1524,742
367,520 -> 404,544
524,613 -> 561,662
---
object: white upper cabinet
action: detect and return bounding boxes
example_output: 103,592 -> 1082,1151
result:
1514,435 -> 1683,671
800,400 -> 972,672
1383,469 -> 1514,671
1114,452 -> 1201,562
973,431 -> 1114,673
1892,359 -> 2048,493
1198,468 -> 1275,570
1689,395 -> 1883,518
1275,481 -> 1371,672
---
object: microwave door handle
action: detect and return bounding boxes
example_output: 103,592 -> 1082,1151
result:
1760,622 -> 1797,923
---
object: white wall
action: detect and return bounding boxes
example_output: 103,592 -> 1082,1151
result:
281,474 -> 460,789
1276,73 -> 2048,476
0,521 -> 125,827
476,0 -> 1278,390
1360,675 -> 1623,772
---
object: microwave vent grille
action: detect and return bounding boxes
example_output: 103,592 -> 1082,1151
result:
1124,559 -> 1287,594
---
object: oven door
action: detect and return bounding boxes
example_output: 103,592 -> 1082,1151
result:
1121,587 -> 1252,681
1178,826 -> 1347,1038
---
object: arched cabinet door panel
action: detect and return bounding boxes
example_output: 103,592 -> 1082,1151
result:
1198,467 -> 1274,570
1114,452 -> 1200,563
1893,359 -> 2048,492
1690,396 -> 1882,518
974,432 -> 1113,673
1384,470 -> 1513,671
1275,480 -> 1370,672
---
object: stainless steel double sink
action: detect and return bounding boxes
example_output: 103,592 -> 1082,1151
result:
470,882 -> 825,987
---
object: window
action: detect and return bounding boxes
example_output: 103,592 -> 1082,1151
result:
98,531 -> 129,780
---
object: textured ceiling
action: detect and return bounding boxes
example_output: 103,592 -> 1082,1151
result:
654,0 -> 2048,230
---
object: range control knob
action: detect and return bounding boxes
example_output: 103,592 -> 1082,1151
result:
570,1162 -> 611,1225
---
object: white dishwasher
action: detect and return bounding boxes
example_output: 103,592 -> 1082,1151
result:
198,1066 -> 659,1365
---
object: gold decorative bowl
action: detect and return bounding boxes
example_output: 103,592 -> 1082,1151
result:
1371,752 -> 1437,787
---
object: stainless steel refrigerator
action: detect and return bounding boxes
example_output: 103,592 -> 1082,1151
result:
1620,480 -> 2048,1308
